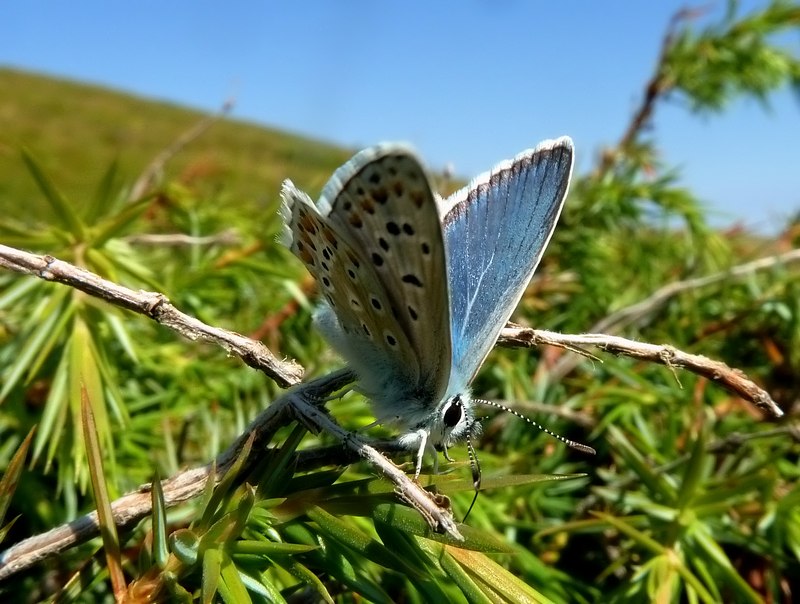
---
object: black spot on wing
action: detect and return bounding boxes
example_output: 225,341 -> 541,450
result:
402,274 -> 423,288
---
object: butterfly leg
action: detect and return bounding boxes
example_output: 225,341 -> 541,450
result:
358,418 -> 382,431
442,444 -> 454,463
320,387 -> 353,404
412,429 -> 429,480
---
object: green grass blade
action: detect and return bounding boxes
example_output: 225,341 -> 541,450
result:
307,505 -> 417,575
92,194 -> 155,247
20,148 -> 86,239
218,551 -> 253,604
0,427 -> 35,531
151,470 -> 170,568
0,288 -> 72,401
86,158 -> 119,222
81,384 -> 126,597
443,542 -> 555,604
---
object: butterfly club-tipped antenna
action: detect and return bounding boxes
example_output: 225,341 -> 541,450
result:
462,399 -> 593,523
475,398 -> 596,455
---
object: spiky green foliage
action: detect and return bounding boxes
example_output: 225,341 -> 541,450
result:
1,2 -> 800,602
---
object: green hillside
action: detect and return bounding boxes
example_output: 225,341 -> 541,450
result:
0,67 -> 353,221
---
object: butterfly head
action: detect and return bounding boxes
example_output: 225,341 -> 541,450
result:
397,391 -> 478,459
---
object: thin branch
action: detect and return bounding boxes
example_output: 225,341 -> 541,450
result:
543,247 -> 800,382
595,7 -> 706,176
0,245 -> 303,388
499,328 -> 783,418
594,248 -> 800,334
249,276 -> 316,345
124,229 -> 240,247
128,98 -> 234,201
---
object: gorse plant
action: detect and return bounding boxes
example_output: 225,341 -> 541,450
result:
1,2 -> 799,602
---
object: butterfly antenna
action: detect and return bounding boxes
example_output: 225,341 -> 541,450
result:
463,420 -> 482,522
474,399 -> 596,455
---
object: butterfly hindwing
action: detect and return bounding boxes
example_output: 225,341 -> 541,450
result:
442,137 -> 574,389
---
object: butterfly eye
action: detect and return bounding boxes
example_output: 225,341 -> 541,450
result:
443,397 -> 464,428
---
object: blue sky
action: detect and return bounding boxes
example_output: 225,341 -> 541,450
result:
2,1 -> 798,232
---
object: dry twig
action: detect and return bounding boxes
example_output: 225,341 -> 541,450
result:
127,98 -> 234,201
0,244 -> 302,388
500,327 -> 782,417
124,229 -> 240,247
543,247 -> 800,382
595,7 -> 707,176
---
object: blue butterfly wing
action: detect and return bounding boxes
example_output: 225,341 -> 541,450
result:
442,137 -> 574,391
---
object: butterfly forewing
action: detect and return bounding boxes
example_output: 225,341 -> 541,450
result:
442,137 -> 574,388
321,146 -> 452,403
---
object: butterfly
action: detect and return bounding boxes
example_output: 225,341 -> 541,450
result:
280,137 -> 578,482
